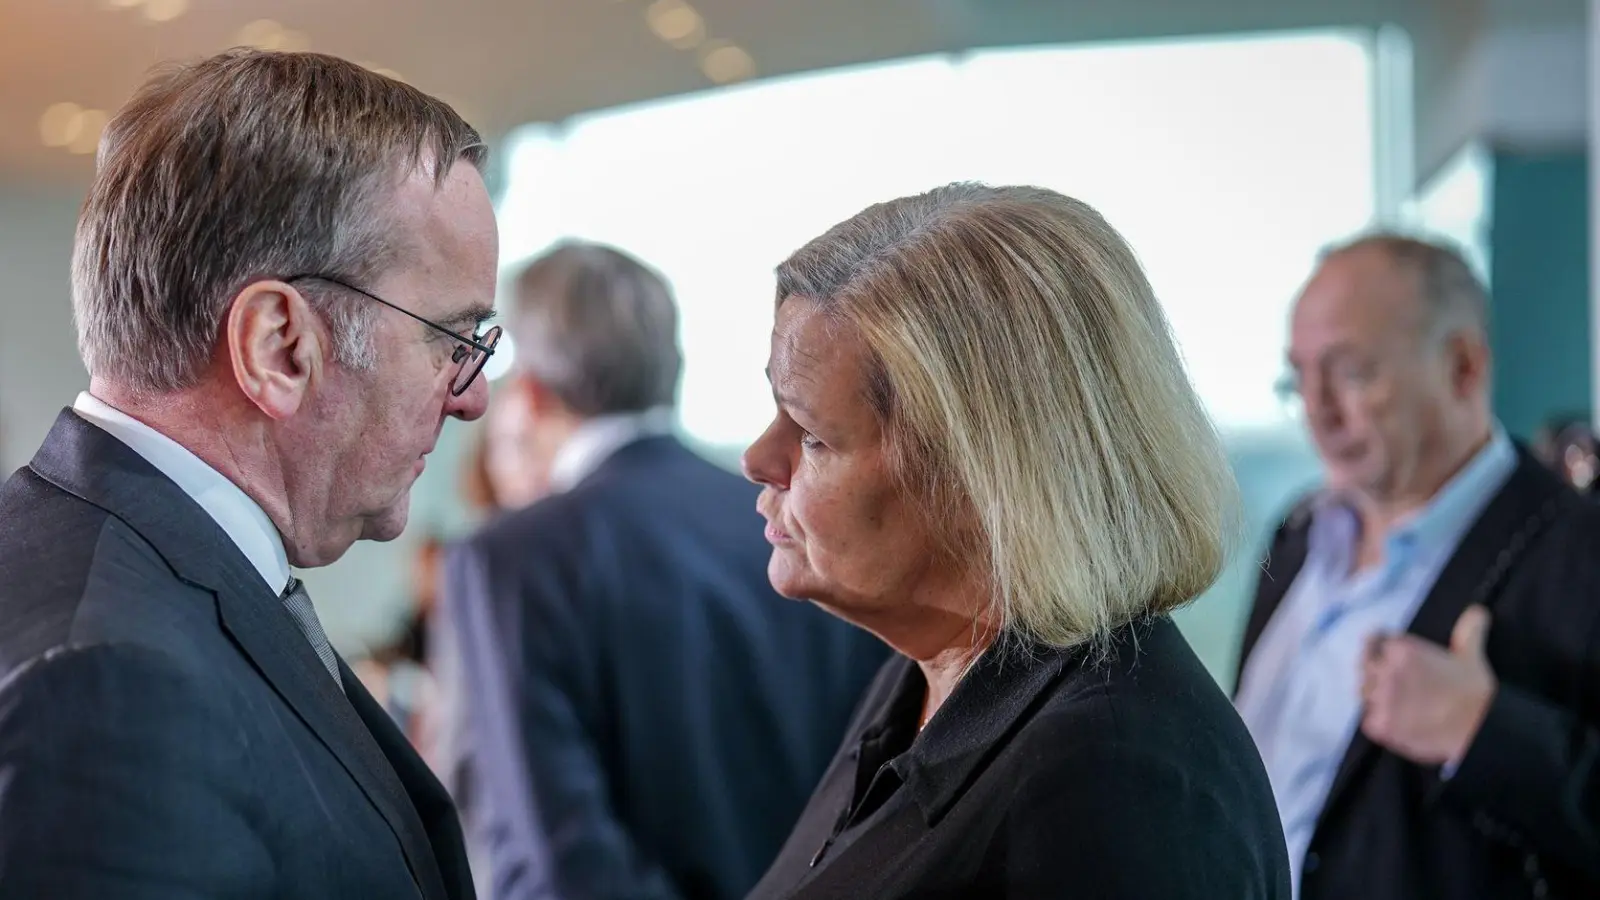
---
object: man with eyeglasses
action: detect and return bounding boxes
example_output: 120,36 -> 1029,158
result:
1233,234 -> 1600,900
0,51 -> 494,898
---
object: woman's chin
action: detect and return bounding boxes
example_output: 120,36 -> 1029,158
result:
767,577 -> 810,602
766,556 -> 815,601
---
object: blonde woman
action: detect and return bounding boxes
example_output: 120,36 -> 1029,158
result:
742,184 -> 1290,899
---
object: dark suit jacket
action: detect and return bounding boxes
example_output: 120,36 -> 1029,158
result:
0,410 -> 474,900
443,435 -> 888,900
1237,450 -> 1600,900
747,616 -> 1292,900
1573,738 -> 1600,857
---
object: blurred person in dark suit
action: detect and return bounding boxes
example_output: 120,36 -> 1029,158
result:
428,391 -> 549,899
1236,234 -> 1600,900
438,241 -> 888,900
0,50 -> 498,899
460,385 -> 547,519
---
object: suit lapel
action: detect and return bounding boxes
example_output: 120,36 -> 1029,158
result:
29,411 -> 448,900
1236,500 -> 1315,694
215,586 -> 450,900
342,658 -> 475,900
1315,452 -> 1569,831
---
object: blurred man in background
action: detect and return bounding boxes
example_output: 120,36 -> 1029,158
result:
1235,235 -> 1600,900
354,534 -> 449,746
436,241 -> 887,900
0,50 -> 494,898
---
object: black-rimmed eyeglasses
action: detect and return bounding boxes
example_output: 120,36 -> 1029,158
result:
287,274 -> 501,397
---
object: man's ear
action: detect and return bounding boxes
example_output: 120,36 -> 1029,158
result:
1447,329 -> 1492,400
498,372 -> 551,417
225,280 -> 322,420
519,374 -> 559,417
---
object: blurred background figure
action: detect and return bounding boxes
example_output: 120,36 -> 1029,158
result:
1533,415 -> 1597,493
437,241 -> 887,900
462,385 -> 547,517
1236,235 -> 1600,900
353,534 -> 448,746
461,431 -> 505,518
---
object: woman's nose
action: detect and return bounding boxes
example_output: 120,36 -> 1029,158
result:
741,427 -> 790,489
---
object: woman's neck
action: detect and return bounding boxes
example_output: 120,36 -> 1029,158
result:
914,626 -> 996,730
825,569 -> 997,730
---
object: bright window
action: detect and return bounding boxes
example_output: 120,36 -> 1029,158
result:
496,31 -> 1379,447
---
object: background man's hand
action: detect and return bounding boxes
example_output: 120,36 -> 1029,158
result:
1359,604 -> 1497,767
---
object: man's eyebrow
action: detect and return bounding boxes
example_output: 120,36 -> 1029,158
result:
440,304 -> 497,331
1298,342 -> 1365,368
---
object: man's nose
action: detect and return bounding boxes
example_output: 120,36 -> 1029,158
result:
447,371 -> 491,422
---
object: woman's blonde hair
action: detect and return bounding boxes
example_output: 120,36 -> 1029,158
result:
776,183 -> 1240,650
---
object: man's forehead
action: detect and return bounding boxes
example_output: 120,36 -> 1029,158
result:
399,262 -> 495,327
391,164 -> 498,322
1296,254 -> 1424,332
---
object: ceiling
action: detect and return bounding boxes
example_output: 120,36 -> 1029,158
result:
0,0 -> 1585,186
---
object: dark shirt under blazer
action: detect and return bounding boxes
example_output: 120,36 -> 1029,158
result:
0,410 -> 474,899
748,615 -> 1293,900
1237,449 -> 1600,900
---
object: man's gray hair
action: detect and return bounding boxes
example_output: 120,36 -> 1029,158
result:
1323,233 -> 1489,340
508,242 -> 681,416
72,49 -> 487,393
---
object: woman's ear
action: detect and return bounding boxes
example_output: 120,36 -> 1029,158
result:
226,280 -> 323,420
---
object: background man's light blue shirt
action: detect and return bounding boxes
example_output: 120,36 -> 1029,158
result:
1235,429 -> 1515,898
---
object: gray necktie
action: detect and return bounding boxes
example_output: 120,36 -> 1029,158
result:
281,577 -> 344,692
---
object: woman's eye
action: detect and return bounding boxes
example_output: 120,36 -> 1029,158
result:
799,432 -> 823,451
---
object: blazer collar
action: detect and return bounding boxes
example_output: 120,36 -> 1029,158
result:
29,409 -> 266,597
28,409 -> 451,900
876,627 -> 1085,826
70,391 -> 291,592
573,432 -> 684,489
548,407 -> 676,493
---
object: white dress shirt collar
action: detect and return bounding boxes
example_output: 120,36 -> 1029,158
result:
72,391 -> 292,593
548,406 -> 677,493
